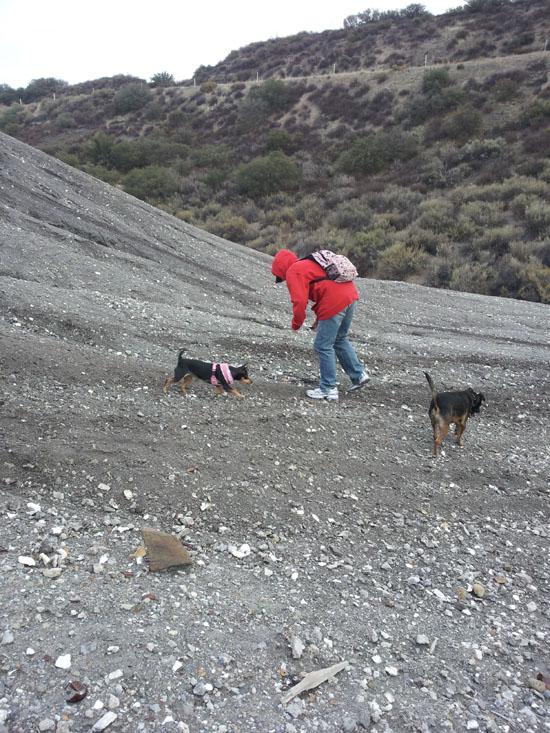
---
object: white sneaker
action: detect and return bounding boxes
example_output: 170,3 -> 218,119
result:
347,371 -> 370,392
306,387 -> 338,401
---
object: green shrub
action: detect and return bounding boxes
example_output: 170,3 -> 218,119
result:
344,230 -> 386,274
113,83 -> 152,114
525,200 -> 550,237
150,72 -> 175,87
460,200 -> 504,228
418,199 -> 454,234
54,112 -> 77,129
331,200 -> 373,230
0,105 -> 23,134
377,242 -> 426,279
449,262 -> 490,294
338,130 -> 417,176
236,152 -> 301,198
190,143 -> 232,169
208,215 -> 250,242
442,104 -> 482,141
517,262 -> 550,303
477,225 -> 518,252
527,99 -> 550,127
422,68 -> 452,95
204,169 -> 227,191
122,165 -> 179,201
491,78 -> 519,102
84,131 -> 115,167
200,80 -> 217,93
266,130 -> 294,153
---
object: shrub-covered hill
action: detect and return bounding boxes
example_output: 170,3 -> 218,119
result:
1,0 -> 550,303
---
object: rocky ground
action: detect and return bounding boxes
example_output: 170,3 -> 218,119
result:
0,130 -> 549,733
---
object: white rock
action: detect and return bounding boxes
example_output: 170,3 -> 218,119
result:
38,719 -> 55,731
385,666 -> 399,676
123,489 -> 134,500
229,543 -> 251,559
18,555 -> 36,566
291,636 -> 305,659
1,631 -> 14,645
55,653 -> 71,669
98,483 -> 111,492
416,634 -> 430,646
92,711 -> 117,731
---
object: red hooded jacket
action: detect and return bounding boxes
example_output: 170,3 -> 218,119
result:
271,250 -> 359,331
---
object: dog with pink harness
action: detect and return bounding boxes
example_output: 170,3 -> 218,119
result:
163,350 -> 251,398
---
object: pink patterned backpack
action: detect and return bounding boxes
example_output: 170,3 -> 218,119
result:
304,250 -> 358,283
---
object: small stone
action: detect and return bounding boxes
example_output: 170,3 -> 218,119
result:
91,711 -> 117,731
38,720 -> 55,731
466,721 -> 479,730
342,716 -> 357,732
385,666 -> 398,676
416,634 -> 430,646
456,587 -> 468,601
528,678 -> 546,692
192,682 -> 207,696
526,601 -> 537,613
291,636 -> 305,659
42,568 -> 62,579
18,555 -> 36,566
472,583 -> 485,598
55,653 -> 71,670
1,631 -> 14,645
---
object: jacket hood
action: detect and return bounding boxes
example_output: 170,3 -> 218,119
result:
271,249 -> 298,282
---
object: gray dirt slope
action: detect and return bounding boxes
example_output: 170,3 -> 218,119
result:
0,129 -> 549,733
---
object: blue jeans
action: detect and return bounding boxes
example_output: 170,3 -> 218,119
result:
313,301 -> 364,392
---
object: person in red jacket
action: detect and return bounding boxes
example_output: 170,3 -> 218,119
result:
271,249 -> 369,401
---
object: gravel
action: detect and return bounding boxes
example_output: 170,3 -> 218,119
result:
1,130 -> 549,732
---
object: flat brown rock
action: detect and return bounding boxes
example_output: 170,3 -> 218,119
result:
142,528 -> 192,571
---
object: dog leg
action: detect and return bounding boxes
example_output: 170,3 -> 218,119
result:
162,377 -> 174,393
213,385 -> 224,396
456,419 -> 467,446
434,424 -> 449,456
227,388 -> 244,398
180,375 -> 193,394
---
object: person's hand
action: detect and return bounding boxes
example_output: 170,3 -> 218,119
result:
310,320 -> 318,332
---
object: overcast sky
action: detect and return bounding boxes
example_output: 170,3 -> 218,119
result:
1,0 -> 461,89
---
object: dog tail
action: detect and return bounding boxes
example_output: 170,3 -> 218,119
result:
425,372 -> 438,408
177,348 -> 185,362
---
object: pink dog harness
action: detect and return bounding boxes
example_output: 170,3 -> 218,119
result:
211,363 -> 234,386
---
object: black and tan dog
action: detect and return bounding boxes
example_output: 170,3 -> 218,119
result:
425,372 -> 485,456
163,350 -> 251,398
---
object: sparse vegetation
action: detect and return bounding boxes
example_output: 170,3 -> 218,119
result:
2,0 -> 550,302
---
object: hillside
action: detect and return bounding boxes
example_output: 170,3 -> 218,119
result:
2,2 -> 550,304
1,131 -> 550,731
